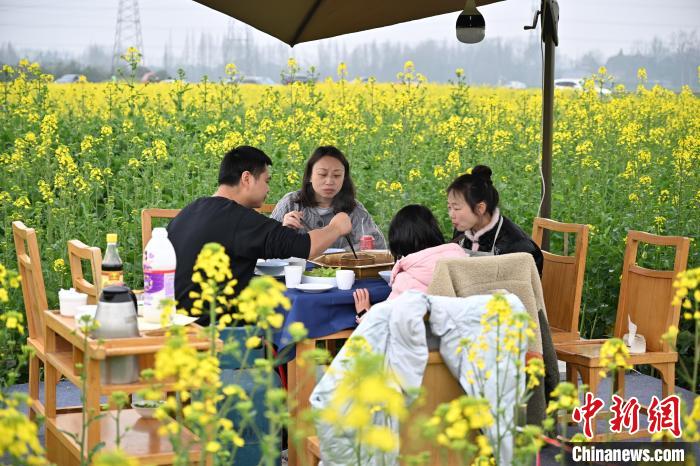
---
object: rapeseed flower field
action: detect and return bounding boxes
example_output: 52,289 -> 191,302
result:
0,59 -> 698,366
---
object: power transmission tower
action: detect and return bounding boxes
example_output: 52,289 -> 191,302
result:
112,0 -> 145,74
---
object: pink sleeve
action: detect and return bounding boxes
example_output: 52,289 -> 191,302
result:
387,271 -> 426,300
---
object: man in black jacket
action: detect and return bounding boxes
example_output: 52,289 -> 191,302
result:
167,146 -> 352,318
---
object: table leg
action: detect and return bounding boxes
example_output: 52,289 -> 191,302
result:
45,327 -> 58,419
85,358 -> 101,452
28,353 -> 40,420
288,339 -> 316,466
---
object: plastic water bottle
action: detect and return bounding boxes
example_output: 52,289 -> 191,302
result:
143,227 -> 176,320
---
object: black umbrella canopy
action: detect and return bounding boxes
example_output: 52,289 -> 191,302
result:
195,0 -> 557,226
194,0 -> 504,46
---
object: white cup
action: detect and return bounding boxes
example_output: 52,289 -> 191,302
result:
284,265 -> 303,289
336,270 -> 355,290
58,288 -> 88,316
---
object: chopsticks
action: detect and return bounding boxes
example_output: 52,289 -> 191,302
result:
297,210 -> 358,258
346,236 -> 359,259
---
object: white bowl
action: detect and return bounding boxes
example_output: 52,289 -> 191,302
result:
132,400 -> 164,418
378,270 -> 392,285
301,275 -> 337,287
256,259 -> 289,276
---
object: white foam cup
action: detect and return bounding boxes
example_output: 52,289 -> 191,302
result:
59,288 -> 88,316
284,265 -> 303,289
336,270 -> 355,290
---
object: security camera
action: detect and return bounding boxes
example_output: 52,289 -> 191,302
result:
456,0 -> 485,44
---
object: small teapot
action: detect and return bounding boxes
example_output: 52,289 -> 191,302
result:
92,285 -> 139,339
92,285 -> 140,384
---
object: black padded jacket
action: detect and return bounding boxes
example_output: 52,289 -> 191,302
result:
452,215 -> 544,275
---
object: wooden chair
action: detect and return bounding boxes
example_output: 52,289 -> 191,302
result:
532,218 -> 589,343
555,230 -> 690,439
303,351 -> 464,466
141,208 -> 180,251
141,203 -> 276,250
67,240 -> 103,304
287,329 -> 352,466
12,221 -> 50,419
257,203 -> 275,215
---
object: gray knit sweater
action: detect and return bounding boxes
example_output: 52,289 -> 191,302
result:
270,191 -> 387,251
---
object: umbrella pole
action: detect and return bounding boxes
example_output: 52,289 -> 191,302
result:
541,34 -> 554,237
539,0 -> 558,250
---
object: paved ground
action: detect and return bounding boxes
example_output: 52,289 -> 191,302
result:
7,370 -> 697,465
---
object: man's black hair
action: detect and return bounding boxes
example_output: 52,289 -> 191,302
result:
218,145 -> 272,186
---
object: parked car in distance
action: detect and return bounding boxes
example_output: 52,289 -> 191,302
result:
55,74 -> 82,83
239,76 -> 275,85
281,73 -> 316,85
504,80 -> 527,89
554,78 -> 583,90
555,77 -> 611,95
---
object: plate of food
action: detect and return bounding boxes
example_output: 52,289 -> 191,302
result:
309,249 -> 395,279
132,399 -> 165,418
302,266 -> 338,286
295,283 -> 334,293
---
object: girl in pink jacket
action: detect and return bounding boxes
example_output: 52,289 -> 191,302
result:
353,205 -> 466,322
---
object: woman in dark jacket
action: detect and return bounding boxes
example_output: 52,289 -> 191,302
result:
447,165 -> 543,274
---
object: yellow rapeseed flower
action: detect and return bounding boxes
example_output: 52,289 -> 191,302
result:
598,338 -> 631,378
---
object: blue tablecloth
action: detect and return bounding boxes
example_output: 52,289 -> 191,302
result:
273,278 -> 391,359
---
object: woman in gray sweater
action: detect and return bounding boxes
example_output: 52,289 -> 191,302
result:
271,146 -> 386,251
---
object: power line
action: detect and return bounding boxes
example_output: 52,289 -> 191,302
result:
112,0 -> 145,71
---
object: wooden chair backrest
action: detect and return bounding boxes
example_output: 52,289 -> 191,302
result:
257,203 -> 275,215
67,240 -> 103,304
531,218 -> 589,335
399,352 -> 464,464
141,208 -> 180,251
141,203 -> 277,251
613,230 -> 689,352
12,221 -> 48,342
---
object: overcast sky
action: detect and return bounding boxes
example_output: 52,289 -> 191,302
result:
0,0 -> 698,64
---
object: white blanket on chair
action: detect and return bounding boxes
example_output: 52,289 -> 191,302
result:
310,291 -> 526,466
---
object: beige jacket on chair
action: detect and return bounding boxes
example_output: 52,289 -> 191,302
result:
427,252 -> 559,425
427,252 -> 546,354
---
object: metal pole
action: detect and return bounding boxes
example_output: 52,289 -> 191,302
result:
539,0 -> 557,250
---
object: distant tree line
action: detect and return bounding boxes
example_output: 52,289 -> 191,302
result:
0,29 -> 697,90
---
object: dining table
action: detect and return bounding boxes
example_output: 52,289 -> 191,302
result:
42,310 -> 216,466
274,277 -> 392,360
273,276 -> 391,466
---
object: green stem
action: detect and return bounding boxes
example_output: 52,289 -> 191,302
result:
114,407 -> 121,449
693,318 -> 699,393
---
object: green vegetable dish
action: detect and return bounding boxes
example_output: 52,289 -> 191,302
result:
304,267 -> 339,278
133,400 -> 164,408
